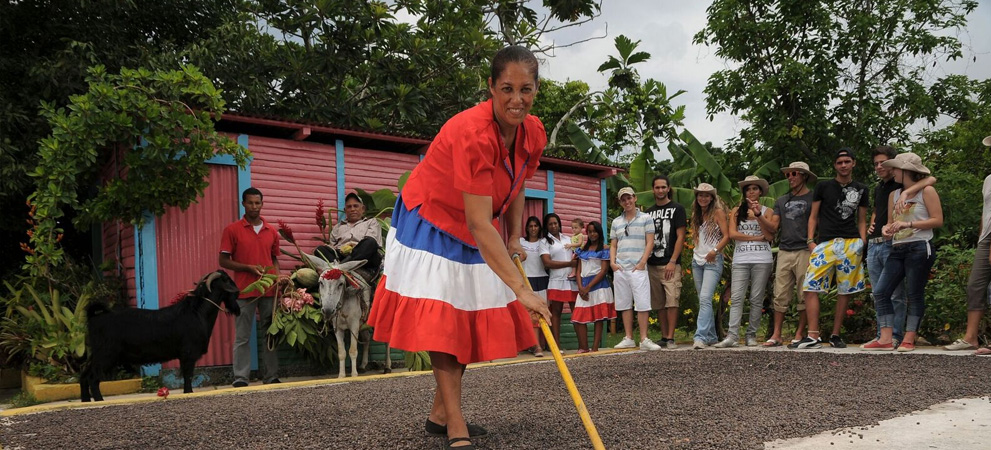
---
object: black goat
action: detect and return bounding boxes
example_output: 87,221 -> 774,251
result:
80,270 -> 241,401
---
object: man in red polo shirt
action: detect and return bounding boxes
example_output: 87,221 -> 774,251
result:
219,187 -> 282,387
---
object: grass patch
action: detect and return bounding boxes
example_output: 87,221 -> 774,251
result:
8,391 -> 42,408
139,376 -> 163,393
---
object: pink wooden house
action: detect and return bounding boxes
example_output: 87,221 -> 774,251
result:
101,113 -> 621,377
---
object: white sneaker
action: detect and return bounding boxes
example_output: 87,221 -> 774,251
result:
640,338 -> 662,351
713,337 -> 738,348
693,339 -> 706,349
746,336 -> 759,347
614,337 -> 637,349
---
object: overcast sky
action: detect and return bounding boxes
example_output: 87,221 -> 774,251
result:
536,0 -> 991,159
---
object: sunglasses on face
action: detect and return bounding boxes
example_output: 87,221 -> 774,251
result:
785,171 -> 802,178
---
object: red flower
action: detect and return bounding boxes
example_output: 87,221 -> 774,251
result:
854,300 -> 863,307
322,268 -> 343,280
277,219 -> 296,244
845,309 -> 855,317
315,199 -> 327,231
157,387 -> 170,398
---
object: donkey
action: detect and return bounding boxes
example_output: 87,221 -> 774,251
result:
80,271 -> 240,401
304,255 -> 390,377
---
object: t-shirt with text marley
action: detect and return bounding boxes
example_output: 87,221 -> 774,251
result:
813,179 -> 869,242
645,201 -> 687,266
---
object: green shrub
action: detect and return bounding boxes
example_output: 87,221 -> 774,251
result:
8,392 -> 41,408
140,375 -> 163,393
924,242 -> 977,343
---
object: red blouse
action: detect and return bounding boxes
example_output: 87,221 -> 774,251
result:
402,99 -> 546,247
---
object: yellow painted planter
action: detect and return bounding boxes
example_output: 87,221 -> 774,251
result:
20,372 -> 142,403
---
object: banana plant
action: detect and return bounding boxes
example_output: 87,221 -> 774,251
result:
662,129 -> 781,209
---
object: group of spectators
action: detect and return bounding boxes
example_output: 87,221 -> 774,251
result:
519,144 -> 991,356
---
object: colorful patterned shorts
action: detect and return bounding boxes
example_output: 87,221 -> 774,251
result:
802,238 -> 867,295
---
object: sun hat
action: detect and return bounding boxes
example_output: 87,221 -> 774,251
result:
835,147 -> 855,162
738,175 -> 769,194
617,186 -> 636,200
880,152 -> 930,175
693,183 -> 716,195
983,135 -> 991,147
780,161 -> 818,184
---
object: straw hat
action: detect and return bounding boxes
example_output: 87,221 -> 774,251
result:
983,135 -> 991,147
694,183 -> 716,195
880,152 -> 930,174
780,161 -> 818,184
617,186 -> 636,200
738,175 -> 769,194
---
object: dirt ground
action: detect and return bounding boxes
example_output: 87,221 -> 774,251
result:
2,350 -> 990,449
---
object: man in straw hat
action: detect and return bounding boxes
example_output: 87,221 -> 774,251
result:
795,148 -> 870,349
946,135 -> 991,354
610,187 -> 662,351
761,162 -> 816,347
863,146 -> 935,349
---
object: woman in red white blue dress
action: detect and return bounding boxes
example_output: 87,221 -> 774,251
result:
572,221 -> 615,353
367,46 -> 551,450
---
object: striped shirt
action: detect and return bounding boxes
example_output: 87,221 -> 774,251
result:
611,211 -> 654,270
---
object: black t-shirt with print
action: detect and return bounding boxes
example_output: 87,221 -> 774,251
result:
813,179 -> 869,242
646,201 -> 687,266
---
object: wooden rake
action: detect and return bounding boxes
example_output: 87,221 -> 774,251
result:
512,254 -> 605,450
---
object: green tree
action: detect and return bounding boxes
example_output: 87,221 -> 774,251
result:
168,0 -> 602,137
25,65 -> 248,275
913,77 -> 991,244
694,0 -> 979,176
530,78 -> 591,158
0,0 -> 241,278
2,0 -> 606,280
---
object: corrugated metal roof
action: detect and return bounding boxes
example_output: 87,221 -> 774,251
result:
217,113 -> 624,177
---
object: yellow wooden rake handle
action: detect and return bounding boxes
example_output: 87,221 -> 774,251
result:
512,254 -> 605,450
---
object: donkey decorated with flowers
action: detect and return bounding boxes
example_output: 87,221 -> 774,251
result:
304,255 -> 390,378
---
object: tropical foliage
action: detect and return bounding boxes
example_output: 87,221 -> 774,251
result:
23,65 -> 247,276
694,0 -> 980,177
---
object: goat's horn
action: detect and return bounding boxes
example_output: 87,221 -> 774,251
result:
203,271 -> 223,293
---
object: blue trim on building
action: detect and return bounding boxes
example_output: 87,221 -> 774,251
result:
205,154 -> 236,166
600,179 -> 608,241
524,188 -> 553,201
546,170 -> 555,212
336,139 -> 346,222
205,134 -> 252,217
134,212 -> 161,376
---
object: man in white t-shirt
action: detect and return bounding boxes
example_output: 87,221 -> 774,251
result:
610,187 -> 660,351
946,135 -> 991,353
